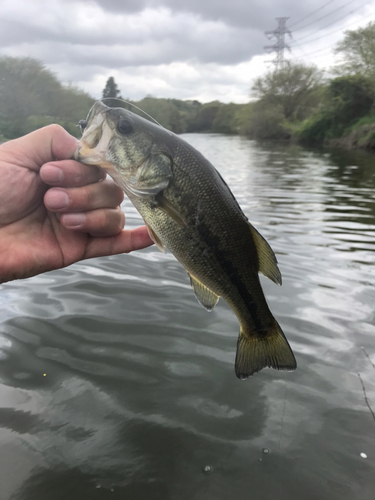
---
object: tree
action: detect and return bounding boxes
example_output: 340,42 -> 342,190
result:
297,75 -> 375,143
102,76 -> 121,99
251,62 -> 324,121
0,57 -> 61,121
212,103 -> 241,134
193,102 -> 221,132
334,21 -> 375,78
0,56 -> 94,139
134,97 -> 182,132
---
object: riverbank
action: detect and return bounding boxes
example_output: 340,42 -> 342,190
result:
326,122 -> 375,150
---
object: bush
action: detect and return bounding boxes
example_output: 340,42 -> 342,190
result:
295,75 -> 375,144
244,102 -> 290,140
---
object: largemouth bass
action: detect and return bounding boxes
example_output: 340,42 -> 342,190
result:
75,101 -> 297,379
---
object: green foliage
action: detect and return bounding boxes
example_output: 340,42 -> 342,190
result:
0,56 -> 94,139
334,21 -> 375,78
346,114 -> 375,132
244,102 -> 290,140
133,97 -> 183,133
212,103 -> 242,134
234,103 -> 255,136
252,62 -> 324,121
193,102 -> 221,132
329,75 -> 375,128
296,113 -> 334,144
296,75 -> 375,144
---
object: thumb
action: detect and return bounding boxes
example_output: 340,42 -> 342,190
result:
0,125 -> 78,173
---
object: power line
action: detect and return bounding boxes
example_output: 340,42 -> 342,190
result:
297,45 -> 335,59
291,10 -> 375,60
291,9 -> 375,47
293,0 -> 357,32
291,8 -> 356,44
289,0 -> 337,28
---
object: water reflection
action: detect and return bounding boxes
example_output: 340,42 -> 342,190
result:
1,135 -> 375,499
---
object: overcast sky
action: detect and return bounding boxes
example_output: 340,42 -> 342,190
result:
1,0 -> 374,103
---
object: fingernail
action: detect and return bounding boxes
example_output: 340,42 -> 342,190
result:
42,165 -> 64,183
62,213 -> 86,228
46,190 -> 69,210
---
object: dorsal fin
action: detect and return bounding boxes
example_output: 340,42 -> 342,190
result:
249,225 -> 282,285
189,274 -> 220,311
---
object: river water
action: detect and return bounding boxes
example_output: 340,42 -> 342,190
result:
0,134 -> 374,500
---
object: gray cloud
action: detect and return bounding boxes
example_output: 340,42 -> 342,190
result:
90,0 -> 324,30
0,0 -> 374,102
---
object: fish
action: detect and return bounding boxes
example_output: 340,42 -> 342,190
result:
74,101 -> 297,379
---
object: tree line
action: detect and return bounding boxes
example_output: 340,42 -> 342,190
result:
1,20 -> 375,148
0,60 -> 248,141
238,21 -> 375,148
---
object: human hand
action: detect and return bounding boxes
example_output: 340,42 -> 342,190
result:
0,125 -> 153,283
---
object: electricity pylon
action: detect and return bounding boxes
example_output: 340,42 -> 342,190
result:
264,17 -> 292,70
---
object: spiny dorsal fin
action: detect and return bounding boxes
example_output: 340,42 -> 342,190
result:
146,223 -> 165,253
249,224 -> 282,286
189,274 -> 220,311
235,320 -> 296,379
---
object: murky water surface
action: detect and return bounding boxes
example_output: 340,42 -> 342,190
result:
1,135 -> 375,500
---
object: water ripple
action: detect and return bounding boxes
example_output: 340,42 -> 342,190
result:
1,136 -> 375,499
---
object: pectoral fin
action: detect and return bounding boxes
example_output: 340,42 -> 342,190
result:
189,274 -> 220,311
146,224 -> 165,253
126,180 -> 170,198
249,224 -> 282,286
129,152 -> 172,198
156,194 -> 187,228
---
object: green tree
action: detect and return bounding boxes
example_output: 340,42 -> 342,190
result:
102,76 -> 121,100
334,21 -> 375,78
244,102 -> 289,140
212,103 -> 241,134
252,62 -> 324,121
135,97 -> 182,132
0,56 -> 94,139
193,101 -> 221,132
0,56 -> 62,137
297,75 -> 375,143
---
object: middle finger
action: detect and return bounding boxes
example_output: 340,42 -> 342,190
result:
44,179 -> 124,213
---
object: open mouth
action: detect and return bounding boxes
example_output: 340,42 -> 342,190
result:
74,104 -> 115,173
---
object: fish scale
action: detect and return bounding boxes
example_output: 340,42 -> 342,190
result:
75,101 -> 297,379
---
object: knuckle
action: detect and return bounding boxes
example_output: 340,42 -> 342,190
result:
83,184 -> 96,206
73,165 -> 84,184
48,124 -> 65,135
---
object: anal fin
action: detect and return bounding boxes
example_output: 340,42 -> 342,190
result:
189,274 -> 220,311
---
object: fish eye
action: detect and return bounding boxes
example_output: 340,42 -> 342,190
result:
117,118 -> 133,135
78,120 -> 87,133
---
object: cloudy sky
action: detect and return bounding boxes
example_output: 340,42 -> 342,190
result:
1,0 -> 374,103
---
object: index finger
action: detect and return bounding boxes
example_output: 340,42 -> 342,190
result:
40,160 -> 105,187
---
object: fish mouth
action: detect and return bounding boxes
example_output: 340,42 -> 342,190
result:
74,103 -> 116,174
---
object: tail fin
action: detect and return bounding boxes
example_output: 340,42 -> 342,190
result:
235,321 -> 296,379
